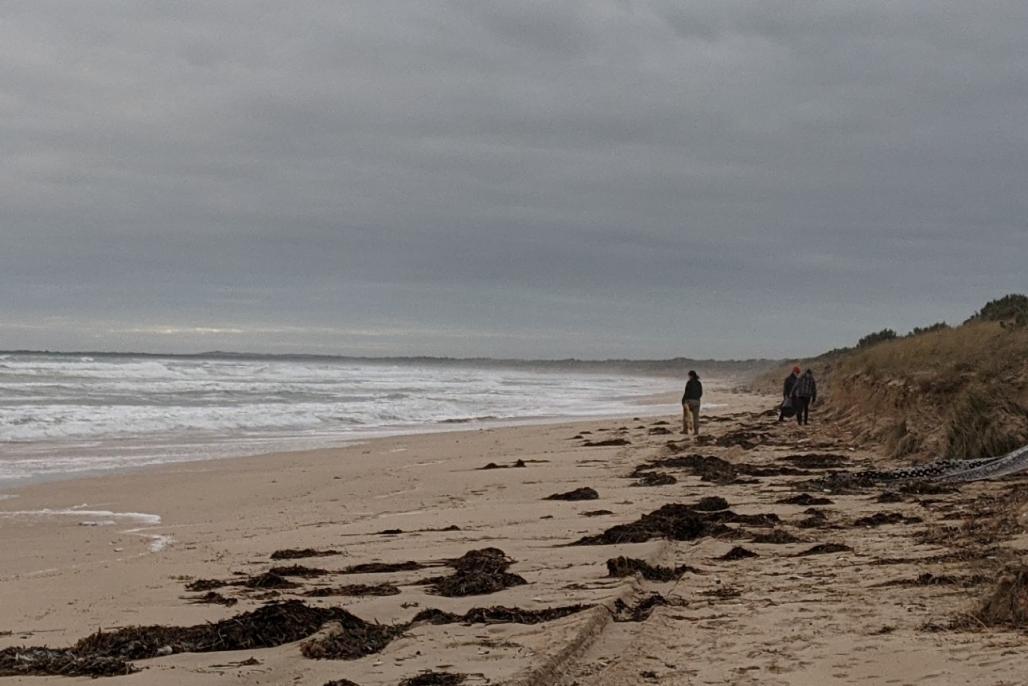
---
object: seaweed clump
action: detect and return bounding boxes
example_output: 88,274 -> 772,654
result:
545,487 -> 599,501
606,557 -> 697,581
423,548 -> 527,597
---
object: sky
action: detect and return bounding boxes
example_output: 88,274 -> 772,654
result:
1,1 -> 1026,359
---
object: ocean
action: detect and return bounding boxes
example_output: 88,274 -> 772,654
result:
0,352 -> 676,486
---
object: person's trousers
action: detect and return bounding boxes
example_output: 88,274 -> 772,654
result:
684,400 -> 701,434
794,396 -> 810,425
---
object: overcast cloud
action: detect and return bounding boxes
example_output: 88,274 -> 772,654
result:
1,1 -> 1025,358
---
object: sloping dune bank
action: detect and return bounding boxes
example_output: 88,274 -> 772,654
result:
3,388 -> 1028,685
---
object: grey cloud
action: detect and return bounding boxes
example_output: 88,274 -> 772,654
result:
1,1 -> 1025,358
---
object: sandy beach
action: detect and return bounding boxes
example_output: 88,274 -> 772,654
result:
3,385 -> 1027,685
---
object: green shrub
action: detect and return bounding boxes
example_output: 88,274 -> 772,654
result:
857,329 -> 897,348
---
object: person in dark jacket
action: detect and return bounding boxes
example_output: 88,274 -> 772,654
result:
790,369 -> 817,425
681,370 -> 703,435
778,367 -> 801,422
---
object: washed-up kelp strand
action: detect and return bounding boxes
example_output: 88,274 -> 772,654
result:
72,601 -> 397,661
571,498 -> 779,546
545,487 -> 599,501
717,546 -> 758,561
776,494 -> 834,506
0,647 -> 135,678
411,604 -> 591,626
0,601 -> 405,677
423,548 -> 526,597
794,543 -> 853,556
632,472 -> 677,487
338,561 -> 429,575
750,529 -> 802,544
186,591 -> 237,606
610,593 -> 681,622
300,619 -> 404,661
606,557 -> 698,581
635,454 -> 804,484
777,454 -> 851,469
853,512 -> 923,527
581,439 -> 631,447
572,503 -> 731,545
304,583 -> 401,597
399,672 -> 467,686
242,572 -> 299,589
270,548 -> 340,560
269,565 -> 331,578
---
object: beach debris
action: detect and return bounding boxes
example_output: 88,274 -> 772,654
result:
876,572 -> 987,588
242,572 -> 299,589
717,546 -> 758,561
478,460 -> 528,470
186,591 -> 237,606
605,557 -> 697,581
339,561 -> 428,575
323,680 -> 361,686
545,487 -> 599,501
750,529 -> 801,544
853,512 -> 923,527
400,671 -> 466,686
795,543 -> 853,556
304,583 -> 401,597
777,494 -> 834,506
581,509 -> 614,517
632,472 -> 677,487
269,564 -> 331,578
572,502 -> 741,545
875,492 -> 905,503
270,548 -> 340,560
898,481 -> 959,495
702,585 -> 743,600
610,593 -> 681,622
423,548 -> 527,597
411,604 -> 591,626
795,510 -> 834,529
0,648 -> 134,678
377,529 -> 403,535
778,453 -> 851,469
962,567 -> 1028,628
581,439 -> 631,447
0,601 -> 405,676
300,617 -> 403,661
694,496 -> 729,511
184,578 -> 231,592
648,427 -> 673,435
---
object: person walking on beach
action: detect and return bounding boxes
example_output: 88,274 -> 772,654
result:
779,366 -> 801,422
791,369 -> 817,426
681,370 -> 703,436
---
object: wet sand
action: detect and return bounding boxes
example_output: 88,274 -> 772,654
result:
2,386 -> 1027,685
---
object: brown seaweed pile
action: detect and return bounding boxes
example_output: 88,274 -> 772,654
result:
411,604 -> 591,626
422,548 -> 527,597
632,472 -> 677,487
573,503 -> 730,545
304,583 -> 401,597
271,548 -> 340,560
606,557 -> 698,581
610,593 -> 681,622
545,487 -> 599,501
400,672 -> 467,686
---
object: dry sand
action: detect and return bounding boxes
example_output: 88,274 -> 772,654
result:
2,386 -> 1027,685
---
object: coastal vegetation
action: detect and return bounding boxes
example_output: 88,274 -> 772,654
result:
758,294 -> 1028,461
